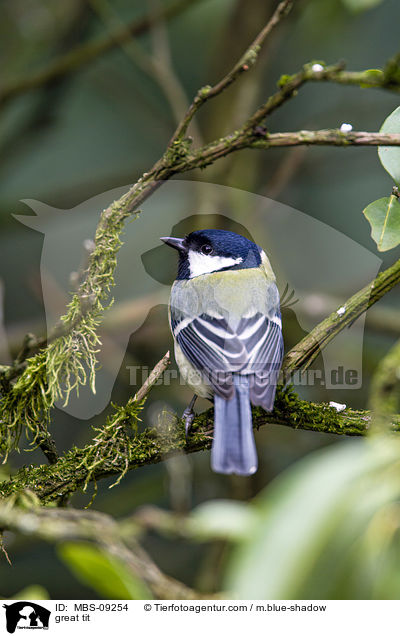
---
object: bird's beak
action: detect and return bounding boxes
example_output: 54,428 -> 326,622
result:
160,236 -> 187,253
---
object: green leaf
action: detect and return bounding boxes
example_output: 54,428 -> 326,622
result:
363,195 -> 400,251
378,106 -> 400,182
58,543 -> 151,600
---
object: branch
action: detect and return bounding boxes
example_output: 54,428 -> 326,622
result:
133,351 -> 170,402
3,253 -> 400,503
0,0 -> 203,108
35,432 -> 59,466
282,256 -> 400,376
169,0 -> 294,144
0,0 -> 297,457
290,291 -> 400,337
158,129 -> 400,173
88,0 -> 202,137
245,61 -> 400,129
2,7 -> 400,461
250,130 -> 400,147
1,387 -> 398,505
0,504 -> 205,599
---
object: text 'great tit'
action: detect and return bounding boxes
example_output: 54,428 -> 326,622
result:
161,229 -> 283,476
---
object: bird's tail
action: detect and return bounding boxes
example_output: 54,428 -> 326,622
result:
211,375 -> 257,476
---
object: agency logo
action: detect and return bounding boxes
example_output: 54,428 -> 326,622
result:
2,603 -> 50,634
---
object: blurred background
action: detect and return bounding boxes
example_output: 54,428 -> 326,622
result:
0,0 -> 400,600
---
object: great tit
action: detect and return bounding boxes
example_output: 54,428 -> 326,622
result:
161,229 -> 283,476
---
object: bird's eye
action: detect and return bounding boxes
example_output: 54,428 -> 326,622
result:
201,244 -> 213,255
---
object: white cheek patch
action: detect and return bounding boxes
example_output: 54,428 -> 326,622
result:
260,249 -> 275,280
188,251 -> 243,278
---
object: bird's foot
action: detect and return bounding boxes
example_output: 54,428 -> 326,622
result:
182,407 -> 195,439
182,394 -> 197,439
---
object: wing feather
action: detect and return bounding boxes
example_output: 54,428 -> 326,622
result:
172,306 -> 283,404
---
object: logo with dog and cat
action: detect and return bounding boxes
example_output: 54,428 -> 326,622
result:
2,602 -> 50,633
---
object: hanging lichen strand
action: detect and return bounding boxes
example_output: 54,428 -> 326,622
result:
0,202 -> 138,460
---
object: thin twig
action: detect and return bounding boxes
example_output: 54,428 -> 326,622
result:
0,505 -> 206,599
0,0 -> 204,108
88,0 -> 203,141
146,0 -> 204,141
168,0 -> 295,145
134,351 -> 170,403
0,536 -> 12,566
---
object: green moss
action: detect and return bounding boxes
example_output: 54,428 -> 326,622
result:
0,401 -> 193,505
359,69 -> 384,87
0,201 -> 141,460
164,137 -> 193,167
1,385 -> 397,507
253,385 -> 369,436
277,73 -> 296,89
76,397 -> 145,493
197,85 -> 212,100
383,56 -> 400,87
335,130 -> 351,145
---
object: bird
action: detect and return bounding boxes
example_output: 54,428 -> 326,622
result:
161,229 -> 283,476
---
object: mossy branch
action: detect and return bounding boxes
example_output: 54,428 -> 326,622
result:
282,256 -> 400,376
248,130 -> 400,147
1,384 -> 399,506
0,503 -> 204,599
3,251 -> 400,504
2,5 -> 400,465
0,202 -> 137,459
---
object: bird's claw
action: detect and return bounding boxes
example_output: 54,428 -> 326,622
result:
182,408 -> 195,439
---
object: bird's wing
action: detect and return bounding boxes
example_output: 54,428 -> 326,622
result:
236,312 -> 284,409
172,312 -> 248,397
237,312 -> 283,373
172,310 -> 283,399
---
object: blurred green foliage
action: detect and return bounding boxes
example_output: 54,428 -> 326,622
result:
226,436 -> 400,599
341,0 -> 385,12
1,585 -> 50,600
58,543 -> 151,599
16,431 -> 400,600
